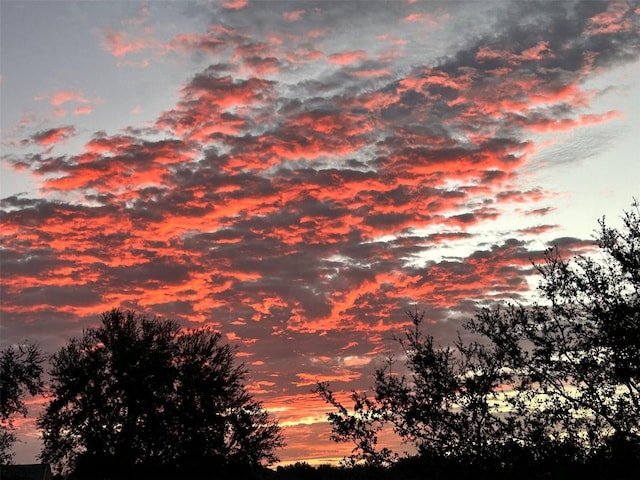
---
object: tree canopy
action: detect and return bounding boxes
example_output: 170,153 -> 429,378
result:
38,309 -> 283,477
318,201 -> 640,477
0,343 -> 44,464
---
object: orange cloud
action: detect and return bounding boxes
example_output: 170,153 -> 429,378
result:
327,50 -> 368,65
50,90 -> 89,106
30,126 -> 76,145
101,28 -> 153,57
403,13 -> 436,24
222,0 -> 248,10
476,41 -> 554,65
3,0 -> 638,466
283,10 -> 305,22
73,106 -> 93,115
585,1 -> 633,35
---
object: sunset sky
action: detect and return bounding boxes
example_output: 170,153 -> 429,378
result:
1,0 -> 639,466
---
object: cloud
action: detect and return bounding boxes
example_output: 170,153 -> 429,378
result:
122,4 -> 150,26
283,10 -> 305,22
476,41 -> 555,65
584,0 -> 633,35
33,90 -> 99,119
29,126 -> 76,146
403,13 -> 437,24
222,0 -> 248,10
2,0 -> 640,466
101,28 -> 152,57
327,50 -> 368,65
73,106 -> 93,115
48,91 -> 89,106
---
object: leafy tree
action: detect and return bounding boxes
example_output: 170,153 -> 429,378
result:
0,343 -> 44,464
38,309 -> 283,477
318,201 -> 640,472
469,201 -> 640,454
317,310 -> 518,469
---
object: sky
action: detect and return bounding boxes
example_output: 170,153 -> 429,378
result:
1,0 -> 639,467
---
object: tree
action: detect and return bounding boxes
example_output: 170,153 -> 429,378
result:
316,310 -> 518,470
318,201 -> 640,473
469,201 -> 640,455
0,343 -> 44,464
38,309 -> 283,477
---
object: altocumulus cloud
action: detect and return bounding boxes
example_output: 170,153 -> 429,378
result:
1,0 -> 639,465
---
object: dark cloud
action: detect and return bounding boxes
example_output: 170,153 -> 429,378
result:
19,284 -> 102,308
30,126 -> 75,146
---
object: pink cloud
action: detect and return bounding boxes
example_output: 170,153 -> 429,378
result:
101,28 -> 151,57
116,59 -> 150,68
73,106 -> 93,115
123,4 -> 150,26
403,10 -> 449,25
3,0 -> 639,467
350,68 -> 392,78
516,110 -> 622,133
222,0 -> 248,10
51,91 -> 88,106
30,126 -> 76,146
306,29 -> 328,39
585,1 -> 633,35
283,10 -> 305,22
403,13 -> 436,24
168,25 -> 242,56
35,90 -> 89,106
327,50 -> 368,65
476,41 -> 554,65
520,41 -> 554,62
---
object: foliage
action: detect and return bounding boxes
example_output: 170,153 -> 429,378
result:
469,201 -> 640,451
0,343 -> 44,464
38,309 -> 283,477
273,461 -> 384,480
271,450 -> 640,480
318,201 -> 640,471
317,310 -> 520,469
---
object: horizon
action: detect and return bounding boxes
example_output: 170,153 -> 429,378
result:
1,0 -> 639,467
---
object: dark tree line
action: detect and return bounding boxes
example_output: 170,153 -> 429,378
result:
317,201 -> 640,478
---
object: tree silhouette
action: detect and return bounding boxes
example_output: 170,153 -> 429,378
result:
0,343 -> 44,464
317,310 -> 518,470
468,200 -> 640,457
38,309 -> 283,477
318,201 -> 640,474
